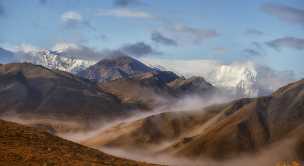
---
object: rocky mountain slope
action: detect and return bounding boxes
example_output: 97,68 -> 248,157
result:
0,63 -> 133,130
77,54 -> 155,82
99,73 -> 215,109
81,79 -> 304,162
79,55 -> 215,109
0,119 -> 159,166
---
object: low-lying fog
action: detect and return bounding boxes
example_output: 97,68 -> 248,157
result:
100,138 -> 297,166
1,92 -> 297,166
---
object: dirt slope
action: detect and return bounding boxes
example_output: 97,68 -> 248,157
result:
0,119 -> 160,166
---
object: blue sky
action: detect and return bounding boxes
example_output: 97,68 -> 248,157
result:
0,0 -> 303,75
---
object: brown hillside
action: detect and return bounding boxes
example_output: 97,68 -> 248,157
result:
0,119 -> 160,166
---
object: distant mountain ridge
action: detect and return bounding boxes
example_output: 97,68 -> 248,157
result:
79,55 -> 215,109
0,47 -> 96,73
143,59 -> 296,97
1,46 -> 296,98
16,49 -> 96,73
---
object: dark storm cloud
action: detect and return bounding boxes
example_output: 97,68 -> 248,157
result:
113,0 -> 143,7
151,31 -> 178,46
266,36 -> 304,51
262,3 -> 304,26
120,42 -> 157,57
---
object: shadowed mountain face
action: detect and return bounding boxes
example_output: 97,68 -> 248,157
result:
99,73 -> 215,109
0,63 -> 133,128
99,72 -> 176,110
167,76 -> 214,96
82,79 -> 304,162
0,119 -> 159,166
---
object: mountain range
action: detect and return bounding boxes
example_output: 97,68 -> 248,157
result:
143,59 -> 297,97
1,46 -> 296,98
78,54 -> 215,109
0,47 -> 302,165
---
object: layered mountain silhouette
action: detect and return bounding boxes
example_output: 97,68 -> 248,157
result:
0,50 -> 302,165
78,54 -> 215,109
0,119 -> 159,166
82,79 -> 304,162
2,45 -> 295,98
0,55 -> 215,132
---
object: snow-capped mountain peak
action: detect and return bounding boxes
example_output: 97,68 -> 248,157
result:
140,58 -> 296,97
14,47 -> 96,73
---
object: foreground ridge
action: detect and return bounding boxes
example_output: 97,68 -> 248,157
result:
0,119 -> 161,166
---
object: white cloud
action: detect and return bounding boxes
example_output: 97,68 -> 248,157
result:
13,44 -> 40,53
61,11 -> 83,23
51,42 -> 105,60
52,42 -> 81,52
60,11 -> 98,32
97,8 -> 154,19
